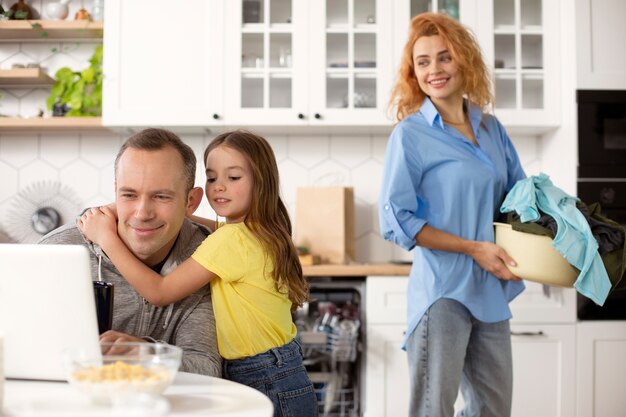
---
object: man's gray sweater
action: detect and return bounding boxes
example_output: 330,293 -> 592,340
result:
40,218 -> 222,377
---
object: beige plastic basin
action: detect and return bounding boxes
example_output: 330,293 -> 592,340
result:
493,222 -> 578,287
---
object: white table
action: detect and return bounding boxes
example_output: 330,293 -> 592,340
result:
3,372 -> 273,417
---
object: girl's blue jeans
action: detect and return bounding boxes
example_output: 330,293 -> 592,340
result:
406,298 -> 513,417
223,338 -> 318,417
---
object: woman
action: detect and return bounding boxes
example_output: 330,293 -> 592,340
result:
379,12 -> 526,417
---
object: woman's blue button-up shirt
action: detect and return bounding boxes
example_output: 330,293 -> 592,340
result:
379,98 -> 526,348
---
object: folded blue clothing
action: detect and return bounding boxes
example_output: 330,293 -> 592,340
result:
500,173 -> 611,305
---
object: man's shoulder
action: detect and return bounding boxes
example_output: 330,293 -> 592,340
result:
171,219 -> 211,261
38,222 -> 85,245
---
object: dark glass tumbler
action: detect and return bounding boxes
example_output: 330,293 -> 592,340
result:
93,281 -> 114,334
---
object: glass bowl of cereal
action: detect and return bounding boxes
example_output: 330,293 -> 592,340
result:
63,342 -> 182,405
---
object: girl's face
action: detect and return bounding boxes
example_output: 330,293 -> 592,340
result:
412,34 -> 464,105
204,145 -> 254,224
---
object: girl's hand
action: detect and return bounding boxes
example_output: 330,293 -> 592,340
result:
77,206 -> 118,248
103,202 -> 118,219
468,241 -> 522,281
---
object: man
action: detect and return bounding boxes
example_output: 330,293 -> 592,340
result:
40,128 -> 221,376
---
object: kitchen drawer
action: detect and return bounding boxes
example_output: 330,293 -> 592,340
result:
366,276 -> 408,324
510,281 -> 577,324
367,276 -> 576,325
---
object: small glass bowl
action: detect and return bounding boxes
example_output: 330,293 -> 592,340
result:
63,342 -> 182,405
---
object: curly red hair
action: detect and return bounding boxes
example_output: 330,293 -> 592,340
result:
389,12 -> 493,121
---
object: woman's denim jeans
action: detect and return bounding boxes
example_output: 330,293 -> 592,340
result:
406,298 -> 513,417
223,338 -> 318,417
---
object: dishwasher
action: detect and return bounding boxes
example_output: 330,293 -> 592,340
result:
294,278 -> 366,417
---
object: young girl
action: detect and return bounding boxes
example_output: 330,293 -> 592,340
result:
79,130 -> 318,417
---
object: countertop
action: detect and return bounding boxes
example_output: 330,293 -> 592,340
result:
302,263 -> 411,277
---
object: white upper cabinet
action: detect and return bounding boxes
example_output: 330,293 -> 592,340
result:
393,0 -> 560,131
102,0 -> 562,130
487,0 -> 560,129
576,0 -> 626,90
103,0 -> 224,127
223,0 -> 394,126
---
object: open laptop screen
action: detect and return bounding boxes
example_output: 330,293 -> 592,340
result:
0,244 -> 101,381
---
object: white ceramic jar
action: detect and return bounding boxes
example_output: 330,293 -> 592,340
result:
45,1 -> 69,20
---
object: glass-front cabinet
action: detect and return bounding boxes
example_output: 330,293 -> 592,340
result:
409,0 -> 461,18
393,0 -> 560,131
490,0 -> 559,128
230,0 -> 306,121
224,0 -> 393,126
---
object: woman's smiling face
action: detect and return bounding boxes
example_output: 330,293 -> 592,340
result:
412,35 -> 464,105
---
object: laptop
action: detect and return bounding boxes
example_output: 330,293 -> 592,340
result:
0,244 -> 101,381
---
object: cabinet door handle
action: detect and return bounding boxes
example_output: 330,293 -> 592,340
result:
298,113 -> 305,119
510,330 -> 544,337
314,113 -> 322,119
212,113 -> 220,120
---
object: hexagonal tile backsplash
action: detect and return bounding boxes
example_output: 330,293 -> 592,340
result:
0,128 -> 541,262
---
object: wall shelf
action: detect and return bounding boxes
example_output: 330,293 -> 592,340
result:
0,20 -> 103,41
0,68 -> 55,87
0,117 -> 108,132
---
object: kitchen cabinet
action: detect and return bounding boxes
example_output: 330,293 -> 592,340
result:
576,0 -> 626,90
510,324 -> 576,417
102,0 -> 224,127
364,276 -> 409,417
576,322 -> 626,417
393,0 -> 561,131
365,276 -> 463,417
484,0 -> 560,129
365,323 -> 410,417
365,276 -> 577,417
509,281 -> 577,324
223,0 -> 393,126
500,284 -> 576,417
103,0 -> 393,128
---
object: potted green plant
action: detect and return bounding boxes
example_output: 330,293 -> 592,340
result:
46,44 -> 103,117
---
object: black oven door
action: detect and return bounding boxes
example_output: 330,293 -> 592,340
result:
577,179 -> 626,319
578,90 -> 626,178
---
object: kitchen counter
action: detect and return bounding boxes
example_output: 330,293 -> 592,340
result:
303,263 -> 411,277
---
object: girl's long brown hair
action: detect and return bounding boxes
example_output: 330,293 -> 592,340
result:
389,12 -> 493,121
204,130 -> 309,308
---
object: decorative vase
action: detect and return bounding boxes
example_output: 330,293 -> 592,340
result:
52,103 -> 70,117
9,0 -> 33,20
74,8 -> 91,20
46,0 -> 70,20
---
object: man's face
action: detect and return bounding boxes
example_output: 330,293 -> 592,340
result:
115,147 -> 193,266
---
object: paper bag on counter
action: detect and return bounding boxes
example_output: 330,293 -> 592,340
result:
295,187 -> 355,264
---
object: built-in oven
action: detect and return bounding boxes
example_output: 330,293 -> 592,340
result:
577,90 -> 626,178
577,89 -> 626,320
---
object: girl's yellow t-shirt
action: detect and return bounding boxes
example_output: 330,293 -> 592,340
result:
191,222 -> 297,360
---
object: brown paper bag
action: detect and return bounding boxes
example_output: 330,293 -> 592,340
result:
295,187 -> 355,264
